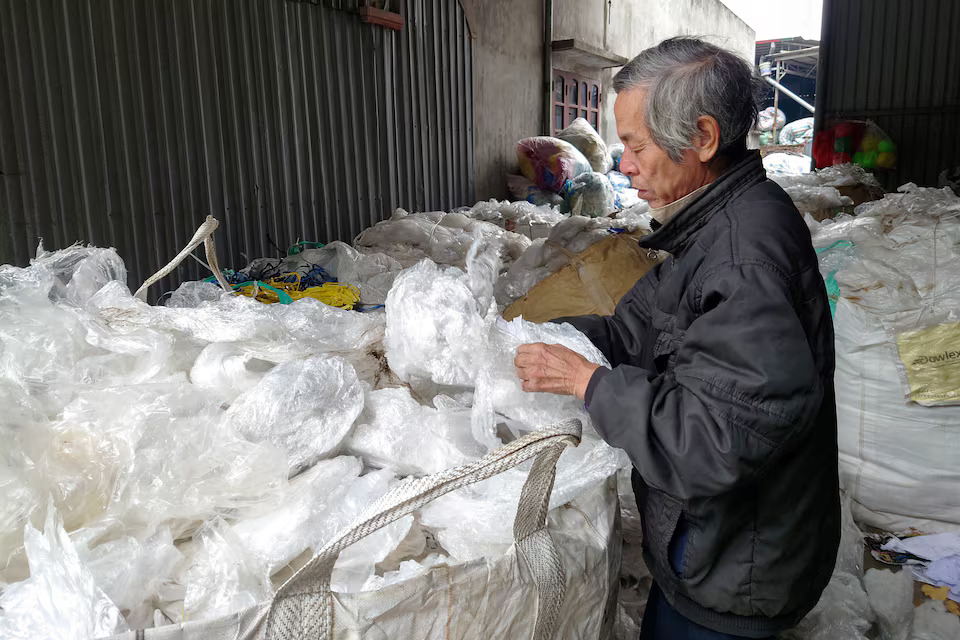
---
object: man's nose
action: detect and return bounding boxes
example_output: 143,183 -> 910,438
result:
619,150 -> 638,176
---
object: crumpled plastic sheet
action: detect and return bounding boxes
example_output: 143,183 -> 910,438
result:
174,460 -> 413,619
190,342 -> 275,395
384,250 -> 499,390
0,505 -> 129,640
781,184 -> 854,214
77,527 -> 183,630
360,553 -> 448,592
864,567 -> 914,640
809,185 -> 960,318
473,199 -> 566,228
354,208 -> 531,270
343,387 -> 488,476
165,281 -> 224,308
762,152 -> 812,177
94,280 -> 386,361
465,199 -> 566,228
772,162 -> 884,191
223,355 -> 364,472
419,435 -> 624,563
26,243 -> 128,307
912,600 -> 960,640
471,316 -> 609,442
385,242 -> 610,446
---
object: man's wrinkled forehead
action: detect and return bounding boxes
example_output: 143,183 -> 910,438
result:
614,88 -> 648,144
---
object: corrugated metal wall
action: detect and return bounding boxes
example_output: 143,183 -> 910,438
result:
817,0 -> 960,190
0,0 -> 474,296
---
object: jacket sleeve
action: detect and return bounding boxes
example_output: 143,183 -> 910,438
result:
584,262 -> 824,500
553,265 -> 660,368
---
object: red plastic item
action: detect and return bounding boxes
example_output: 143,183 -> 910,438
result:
813,130 -> 835,169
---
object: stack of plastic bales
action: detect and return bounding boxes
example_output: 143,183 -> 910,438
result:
809,183 -> 960,534
508,118 -> 641,217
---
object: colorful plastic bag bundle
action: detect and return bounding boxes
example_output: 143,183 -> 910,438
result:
556,117 -> 613,174
516,136 -> 592,193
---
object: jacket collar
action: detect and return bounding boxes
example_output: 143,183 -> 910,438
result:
639,151 -> 766,254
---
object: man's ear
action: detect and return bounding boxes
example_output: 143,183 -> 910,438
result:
694,115 -> 721,162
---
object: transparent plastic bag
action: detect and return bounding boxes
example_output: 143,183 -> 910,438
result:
763,152 -> 812,177
165,281 -> 224,308
556,117 -> 613,174
343,387 -> 488,476
781,184 -> 853,215
0,505 -> 129,640
189,343 -> 275,396
471,317 -> 609,440
180,518 -> 273,621
228,456 -> 364,579
29,243 -> 127,307
355,209 -> 530,270
78,527 -> 183,630
223,355 -> 364,472
93,281 -> 386,361
384,249 -> 499,388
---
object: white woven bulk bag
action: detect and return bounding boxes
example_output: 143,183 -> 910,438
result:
98,420 -> 619,640
834,298 -> 960,532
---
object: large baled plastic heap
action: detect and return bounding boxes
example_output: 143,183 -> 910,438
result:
0,235 -> 624,638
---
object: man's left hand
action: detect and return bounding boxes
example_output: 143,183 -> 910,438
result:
514,343 -> 601,401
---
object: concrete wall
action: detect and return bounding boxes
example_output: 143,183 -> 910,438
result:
469,0 -> 755,198
553,0 -> 755,144
468,2 -> 544,200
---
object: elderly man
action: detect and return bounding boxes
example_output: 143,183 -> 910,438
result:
515,38 -> 839,639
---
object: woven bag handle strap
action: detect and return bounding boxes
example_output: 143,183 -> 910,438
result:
265,418 -> 582,640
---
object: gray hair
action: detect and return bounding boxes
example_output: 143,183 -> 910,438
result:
613,37 -> 762,163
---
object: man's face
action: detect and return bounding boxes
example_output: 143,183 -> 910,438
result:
614,88 -> 711,209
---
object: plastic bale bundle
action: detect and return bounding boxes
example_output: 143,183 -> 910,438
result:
564,172 -> 616,218
93,420 -> 621,640
556,117 -> 613,174
814,185 -> 960,532
516,136 -> 592,193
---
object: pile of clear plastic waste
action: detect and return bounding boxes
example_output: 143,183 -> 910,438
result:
798,183 -> 960,640
0,222 -> 627,637
12,164 -> 956,639
770,162 -> 883,217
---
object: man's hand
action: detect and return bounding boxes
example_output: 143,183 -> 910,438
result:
514,343 -> 601,401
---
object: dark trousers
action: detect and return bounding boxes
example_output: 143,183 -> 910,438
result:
638,582 -> 774,640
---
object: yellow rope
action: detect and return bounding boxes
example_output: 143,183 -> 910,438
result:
233,273 -> 361,310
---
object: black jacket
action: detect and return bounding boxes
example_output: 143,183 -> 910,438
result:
561,152 -> 839,637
